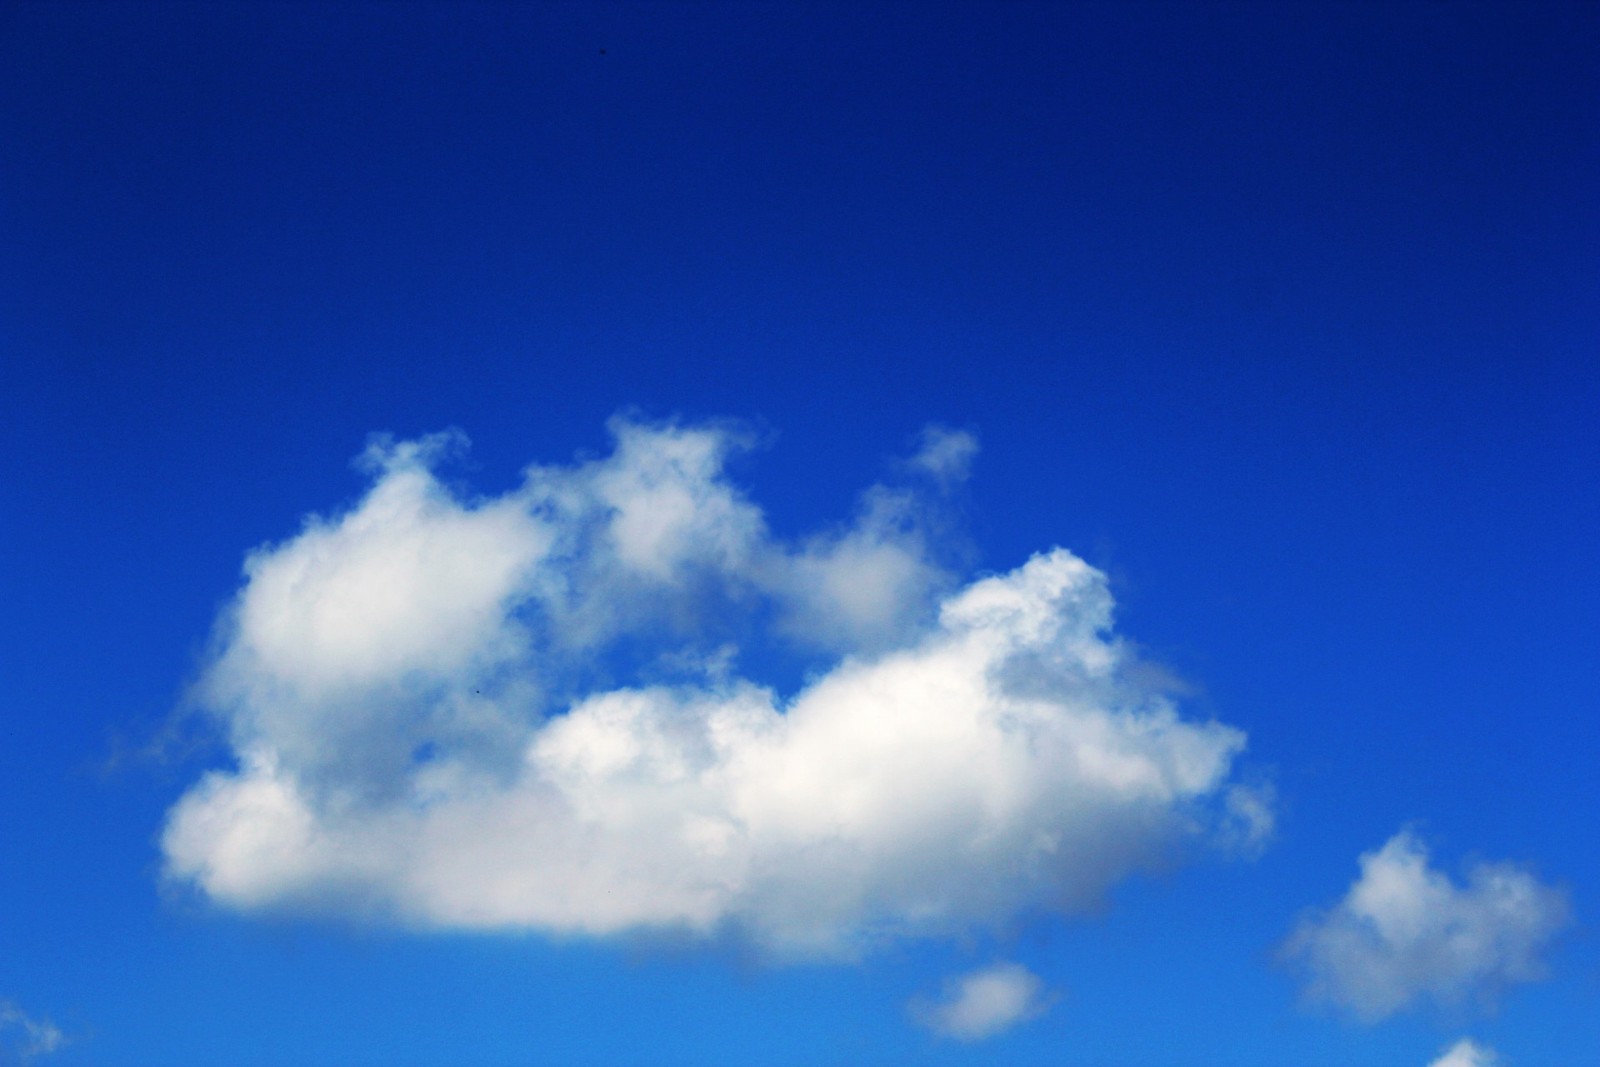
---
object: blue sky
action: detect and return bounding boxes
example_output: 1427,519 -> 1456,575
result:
1,2 -> 1596,1065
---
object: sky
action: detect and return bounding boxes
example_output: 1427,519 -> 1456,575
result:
0,2 -> 1596,1065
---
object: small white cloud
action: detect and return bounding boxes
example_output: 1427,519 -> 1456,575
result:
765,483 -> 950,653
904,425 -> 978,485
162,417 -> 1262,959
1282,830 -> 1570,1021
1428,1038 -> 1500,1067
1219,782 -> 1276,857
0,1000 -> 65,1059
911,962 -> 1053,1041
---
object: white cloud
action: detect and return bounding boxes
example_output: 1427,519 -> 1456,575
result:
1219,782 -> 1276,857
1428,1038 -> 1500,1067
1282,830 -> 1570,1021
764,483 -> 952,653
0,1000 -> 65,1060
904,425 -> 978,485
911,962 -> 1053,1040
163,417 -> 1260,958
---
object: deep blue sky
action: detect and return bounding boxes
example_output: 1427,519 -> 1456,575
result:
2,3 -> 1596,1065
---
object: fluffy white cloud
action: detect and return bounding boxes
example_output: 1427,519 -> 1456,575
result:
1282,830 -> 1569,1021
1428,1038 -> 1500,1067
0,1000 -> 64,1059
911,962 -> 1053,1040
163,417 -> 1259,958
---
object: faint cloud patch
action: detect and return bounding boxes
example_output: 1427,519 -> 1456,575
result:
910,962 -> 1055,1041
902,424 -> 978,486
1219,782 -> 1276,858
0,1000 -> 65,1060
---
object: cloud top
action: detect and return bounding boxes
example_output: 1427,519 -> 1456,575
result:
911,962 -> 1053,1040
163,417 -> 1258,958
1428,1038 -> 1500,1067
1282,829 -> 1569,1021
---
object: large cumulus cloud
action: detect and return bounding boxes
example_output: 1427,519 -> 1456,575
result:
163,417 -> 1263,958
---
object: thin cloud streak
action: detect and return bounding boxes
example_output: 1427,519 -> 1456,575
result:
0,1000 -> 65,1060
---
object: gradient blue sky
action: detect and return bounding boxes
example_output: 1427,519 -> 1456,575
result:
2,3 -> 1596,1065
